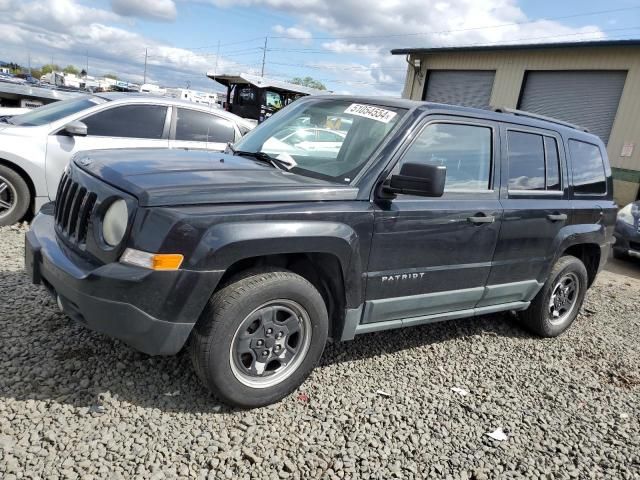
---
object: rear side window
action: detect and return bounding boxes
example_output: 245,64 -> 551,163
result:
175,109 -> 236,143
83,105 -> 167,139
402,123 -> 492,191
545,137 -> 561,190
507,131 -> 562,191
569,140 -> 607,195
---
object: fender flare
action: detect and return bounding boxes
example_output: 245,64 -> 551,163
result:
190,220 -> 364,307
541,223 -> 607,282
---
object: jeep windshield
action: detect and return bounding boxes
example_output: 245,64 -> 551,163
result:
232,99 -> 406,184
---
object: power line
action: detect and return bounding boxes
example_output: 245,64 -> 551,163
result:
267,26 -> 640,54
272,5 -> 640,41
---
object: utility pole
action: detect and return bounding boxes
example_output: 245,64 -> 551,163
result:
261,36 -> 268,77
27,52 -> 31,75
214,40 -> 220,76
143,48 -> 148,85
86,49 -> 89,76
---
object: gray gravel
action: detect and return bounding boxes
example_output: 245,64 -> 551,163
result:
1,223 -> 639,479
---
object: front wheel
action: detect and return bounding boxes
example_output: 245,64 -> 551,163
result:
520,255 -> 588,337
0,165 -> 30,227
189,270 -> 328,408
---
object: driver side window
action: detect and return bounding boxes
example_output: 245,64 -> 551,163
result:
400,123 -> 493,191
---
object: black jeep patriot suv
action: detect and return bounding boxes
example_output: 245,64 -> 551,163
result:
25,96 -> 616,407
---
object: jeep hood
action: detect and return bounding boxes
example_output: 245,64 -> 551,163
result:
74,148 -> 359,207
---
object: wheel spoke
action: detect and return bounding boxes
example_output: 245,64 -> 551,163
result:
0,182 -> 7,195
280,315 -> 301,335
278,345 -> 296,365
0,198 -> 11,209
259,306 -> 276,327
235,336 -> 254,355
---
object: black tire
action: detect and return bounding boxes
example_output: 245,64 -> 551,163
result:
520,255 -> 588,337
612,248 -> 627,260
189,269 -> 328,408
0,165 -> 30,227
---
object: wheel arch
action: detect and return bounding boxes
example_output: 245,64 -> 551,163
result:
562,243 -> 601,287
214,252 -> 348,340
544,224 -> 608,288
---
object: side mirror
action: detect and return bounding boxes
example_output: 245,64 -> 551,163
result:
62,120 -> 88,137
384,162 -> 446,198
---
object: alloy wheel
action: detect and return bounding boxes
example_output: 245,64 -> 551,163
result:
229,299 -> 312,388
548,272 -> 580,325
0,176 -> 16,219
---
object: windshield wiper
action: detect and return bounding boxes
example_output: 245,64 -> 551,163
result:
234,149 -> 291,171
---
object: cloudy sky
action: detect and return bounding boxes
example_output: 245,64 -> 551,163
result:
1,0 -> 639,95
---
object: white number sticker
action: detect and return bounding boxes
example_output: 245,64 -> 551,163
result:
344,103 -> 397,124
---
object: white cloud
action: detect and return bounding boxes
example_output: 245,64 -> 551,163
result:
205,0 -> 607,95
13,0 -> 121,32
0,0 -> 248,89
273,25 -> 312,42
111,0 -> 177,22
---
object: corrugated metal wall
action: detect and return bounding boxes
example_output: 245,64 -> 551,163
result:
423,70 -> 495,109
518,70 -> 627,144
402,46 -> 640,204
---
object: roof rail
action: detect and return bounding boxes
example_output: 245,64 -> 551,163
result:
493,107 -> 589,132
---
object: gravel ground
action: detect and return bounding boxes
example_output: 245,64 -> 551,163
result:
1,223 -> 639,480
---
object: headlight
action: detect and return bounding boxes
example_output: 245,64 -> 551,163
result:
617,203 -> 638,226
102,199 -> 128,246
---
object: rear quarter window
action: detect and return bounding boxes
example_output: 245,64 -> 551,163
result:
569,140 -> 607,195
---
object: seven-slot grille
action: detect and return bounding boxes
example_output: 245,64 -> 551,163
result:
54,172 -> 97,246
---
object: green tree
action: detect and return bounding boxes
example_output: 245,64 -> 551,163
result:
29,68 -> 42,80
290,76 -> 327,91
41,64 -> 61,75
104,73 -> 118,80
63,65 -> 79,75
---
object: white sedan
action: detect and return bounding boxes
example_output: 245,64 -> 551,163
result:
0,93 -> 254,225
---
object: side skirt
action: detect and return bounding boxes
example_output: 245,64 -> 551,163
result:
339,301 -> 530,341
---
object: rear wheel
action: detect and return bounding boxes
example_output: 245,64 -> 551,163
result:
520,255 -> 588,337
189,270 -> 328,408
0,165 -> 30,227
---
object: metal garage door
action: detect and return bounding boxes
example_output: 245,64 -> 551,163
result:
423,70 -> 495,109
518,71 -> 627,144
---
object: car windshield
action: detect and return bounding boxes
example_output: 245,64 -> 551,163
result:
234,99 -> 406,184
10,96 -> 108,127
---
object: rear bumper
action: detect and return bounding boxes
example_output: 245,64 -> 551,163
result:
25,210 -> 223,356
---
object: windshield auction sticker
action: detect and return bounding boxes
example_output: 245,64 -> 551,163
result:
344,104 -> 397,123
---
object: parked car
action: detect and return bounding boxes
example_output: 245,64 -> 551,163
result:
0,93 -> 254,226
613,201 -> 640,260
263,127 -> 346,157
25,96 -> 616,407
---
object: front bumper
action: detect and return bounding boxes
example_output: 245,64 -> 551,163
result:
25,210 -> 223,356
613,220 -> 640,258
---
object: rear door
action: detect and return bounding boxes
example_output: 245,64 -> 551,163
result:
170,107 -> 238,151
364,116 -> 503,325
45,103 -> 170,199
484,125 -> 570,302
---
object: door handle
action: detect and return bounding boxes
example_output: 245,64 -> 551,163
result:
547,213 -> 568,222
467,214 -> 495,224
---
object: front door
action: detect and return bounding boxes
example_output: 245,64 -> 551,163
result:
484,126 -> 570,300
45,104 -> 170,199
364,118 -> 503,325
